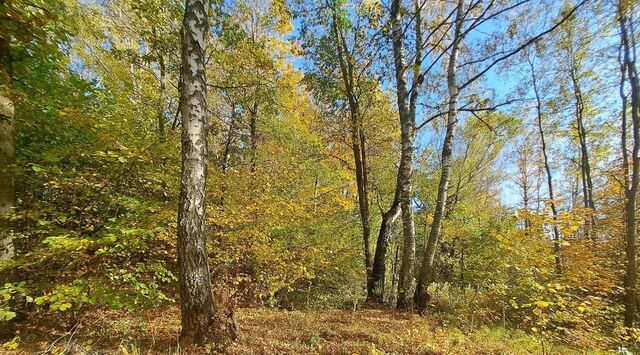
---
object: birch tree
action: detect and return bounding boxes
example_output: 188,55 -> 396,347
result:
414,0 -> 464,313
178,0 -> 237,345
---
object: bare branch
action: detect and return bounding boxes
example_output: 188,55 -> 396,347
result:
458,0 -> 590,91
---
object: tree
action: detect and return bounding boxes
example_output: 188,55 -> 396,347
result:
294,0 -> 401,303
177,0 -> 237,345
390,0 -> 420,310
555,9 -> 596,237
367,186 -> 400,302
0,0 -> 70,261
329,1 -> 373,277
513,132 -> 542,227
409,0 -> 589,311
618,0 -> 640,328
529,55 -> 562,274
414,0 -> 464,313
0,26 -> 14,262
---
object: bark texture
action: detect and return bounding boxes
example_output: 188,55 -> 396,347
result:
178,0 -> 237,345
391,0 -> 417,309
366,186 -> 400,302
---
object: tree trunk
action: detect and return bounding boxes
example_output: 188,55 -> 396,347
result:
331,4 -> 400,303
391,0 -> 417,309
518,141 -> 532,229
414,0 -> 464,313
568,58 -> 595,238
178,0 -> 237,345
158,54 -> 166,139
619,38 -> 630,249
331,9 -> 373,276
248,101 -> 260,224
459,248 -> 464,283
445,140 -> 470,220
619,41 -> 630,195
359,127 -> 372,274
249,101 -> 258,175
0,34 -> 15,262
529,58 -> 562,274
389,244 -> 400,304
570,64 -> 593,210
352,127 -> 372,275
367,186 -> 400,303
619,2 -> 639,327
219,105 -> 239,207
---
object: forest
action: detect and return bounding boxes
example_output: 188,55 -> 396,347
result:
1,0 -> 640,353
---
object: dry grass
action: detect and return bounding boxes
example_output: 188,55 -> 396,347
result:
5,307 -> 604,354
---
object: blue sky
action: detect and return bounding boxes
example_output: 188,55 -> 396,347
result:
289,0 -> 620,211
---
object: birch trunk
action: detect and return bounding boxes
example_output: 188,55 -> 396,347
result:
391,0 -> 417,309
414,0 -> 463,313
178,0 -> 237,345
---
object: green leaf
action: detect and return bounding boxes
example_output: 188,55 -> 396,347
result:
1,311 -> 16,321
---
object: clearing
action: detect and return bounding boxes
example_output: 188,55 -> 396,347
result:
9,307 -> 604,354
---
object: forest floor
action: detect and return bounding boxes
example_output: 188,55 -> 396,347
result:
7,306 -> 606,354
